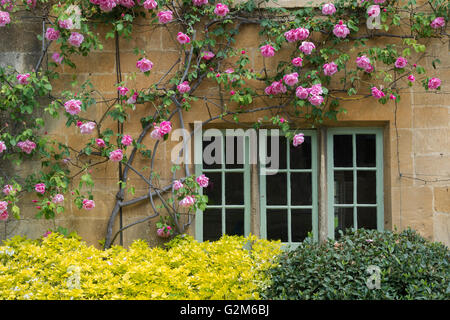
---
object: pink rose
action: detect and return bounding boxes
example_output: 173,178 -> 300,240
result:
299,41 -> 315,55
3,184 -> 13,195
373,0 -> 385,3
157,226 -> 172,238
0,10 -> 11,27
192,0 -> 208,5
322,3 -> 336,15
118,86 -> 129,96
284,29 -> 298,42
367,5 -> 380,17
177,81 -> 191,94
394,57 -> 408,69
0,210 -> 8,221
142,0 -> 157,9
0,141 -> 6,153
157,10 -> 173,24
79,122 -> 96,134
150,128 -> 163,140
196,174 -> 209,188
295,28 -> 310,41
214,3 -> 229,17
136,58 -> 153,72
283,72 -> 299,86
371,86 -> 385,99
82,199 -> 95,210
173,180 -> 183,191
64,99 -> 82,115
333,21 -> 350,39
16,73 -> 31,85
52,52 -> 63,64
121,134 -> 133,146
35,183 -> 46,194
52,194 -> 64,204
158,121 -> 172,135
323,62 -> 338,76
45,27 -> 60,41
119,0 -> 135,8
260,44 -> 275,57
179,195 -> 195,208
292,57 -> 303,67
93,0 -> 118,12
430,17 -> 445,29
0,201 -> 8,214
202,51 -> 215,60
408,74 -> 415,82
356,55 -> 371,70
127,91 -> 138,105
58,18 -> 73,29
96,138 -> 106,147
68,32 -> 84,47
109,149 -> 123,162
309,84 -> 323,96
308,95 -> 324,106
295,86 -> 309,99
428,77 -> 441,90
389,94 -> 396,100
176,32 -> 190,44
265,80 -> 287,95
293,133 -> 305,147
17,140 -> 36,154
225,68 -> 234,74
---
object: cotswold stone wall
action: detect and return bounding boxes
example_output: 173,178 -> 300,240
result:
1,6 -> 449,248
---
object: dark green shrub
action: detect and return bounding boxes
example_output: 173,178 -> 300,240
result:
262,228 -> 450,300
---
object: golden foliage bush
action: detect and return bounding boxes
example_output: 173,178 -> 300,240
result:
0,233 -> 281,300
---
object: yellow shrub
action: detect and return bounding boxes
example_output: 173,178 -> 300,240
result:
0,234 -> 281,300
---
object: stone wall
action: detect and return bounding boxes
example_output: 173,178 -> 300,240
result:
1,6 -> 449,248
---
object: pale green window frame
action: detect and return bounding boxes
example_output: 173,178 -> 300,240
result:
194,129 -> 251,242
259,130 -> 318,247
326,128 -> 384,240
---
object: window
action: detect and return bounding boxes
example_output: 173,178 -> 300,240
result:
259,131 -> 318,245
327,128 -> 384,240
195,127 -> 384,243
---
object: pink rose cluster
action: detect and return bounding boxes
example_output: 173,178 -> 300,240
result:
109,149 -> 123,162
260,44 -> 276,57
283,72 -> 299,87
89,0 -> 141,11
284,28 -> 310,43
45,27 -> 60,41
430,17 -> 445,29
59,18 -> 73,30
3,184 -> 13,195
0,141 -> 6,154
157,226 -> 172,238
121,134 -> 133,146
214,3 -> 229,17
293,133 -> 305,147
35,183 -> 46,194
265,80 -> 287,96
371,86 -> 385,99
428,77 -> 441,90
0,10 -> 10,27
179,195 -> 195,208
79,121 -> 96,134
299,41 -> 315,55
193,0 -> 208,6
17,73 -> 31,85
322,3 -> 336,15
150,121 -> 172,140
142,0 -> 157,10
177,81 -> 191,94
82,199 -> 95,210
17,140 -> 36,154
0,201 -> 8,221
177,32 -> 190,44
157,10 -> 173,24
296,83 -> 325,106
68,32 -> 84,47
394,57 -> 408,69
52,194 -> 64,204
356,55 -> 374,73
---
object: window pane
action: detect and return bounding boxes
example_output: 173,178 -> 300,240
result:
334,207 -> 353,239
225,209 -> 244,236
356,134 -> 376,167
204,172 -> 221,206
290,172 -> 312,205
266,135 -> 286,170
333,135 -> 352,167
203,209 -> 222,241
267,209 -> 288,242
225,172 -> 244,205
290,135 -> 311,169
291,209 -> 312,242
203,135 -> 222,169
225,135 -> 244,169
334,171 -> 353,204
357,171 -> 376,204
266,172 -> 287,205
357,207 -> 377,230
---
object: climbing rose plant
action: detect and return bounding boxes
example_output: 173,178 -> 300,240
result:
0,0 -> 447,248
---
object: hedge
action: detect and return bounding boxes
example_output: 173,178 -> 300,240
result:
0,234 -> 281,300
261,228 -> 450,300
